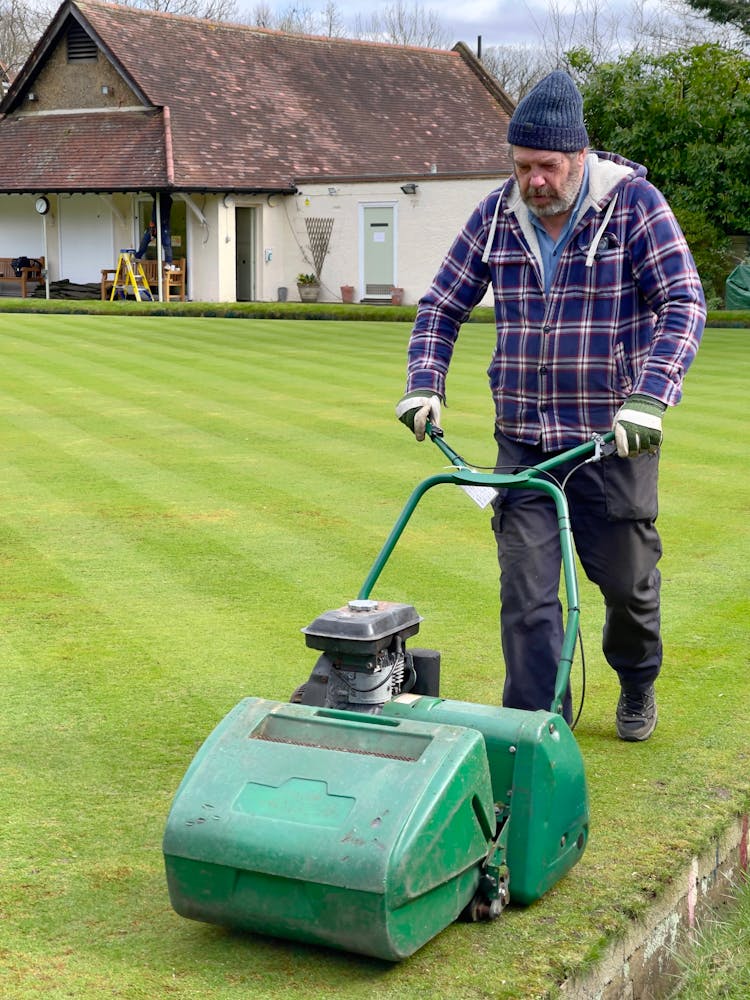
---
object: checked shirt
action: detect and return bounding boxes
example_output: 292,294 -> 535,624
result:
405,152 -> 706,451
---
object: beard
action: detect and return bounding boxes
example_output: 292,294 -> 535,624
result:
522,162 -> 583,218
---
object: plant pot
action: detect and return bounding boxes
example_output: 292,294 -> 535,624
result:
391,287 -> 404,306
297,283 -> 320,303
340,285 -> 355,304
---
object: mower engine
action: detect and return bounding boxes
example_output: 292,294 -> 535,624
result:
301,599 -> 422,713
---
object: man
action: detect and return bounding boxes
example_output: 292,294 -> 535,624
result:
135,192 -> 177,270
396,71 -> 705,741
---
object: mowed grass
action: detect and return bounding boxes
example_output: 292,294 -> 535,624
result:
0,315 -> 747,1000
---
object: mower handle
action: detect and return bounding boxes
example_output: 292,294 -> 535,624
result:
358,426 -> 616,716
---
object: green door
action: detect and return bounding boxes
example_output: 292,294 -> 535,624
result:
363,206 -> 395,298
235,207 -> 257,301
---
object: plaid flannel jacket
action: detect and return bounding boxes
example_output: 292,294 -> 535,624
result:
405,152 -> 706,451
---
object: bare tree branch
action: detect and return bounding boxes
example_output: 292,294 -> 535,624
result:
354,1 -> 450,48
244,1 -> 346,36
121,0 -> 239,19
0,0 -> 49,78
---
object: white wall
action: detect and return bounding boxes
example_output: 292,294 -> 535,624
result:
273,176 -> 506,305
58,194 -> 114,283
1,177 -> 508,303
184,194 -> 219,303
0,194 -> 48,262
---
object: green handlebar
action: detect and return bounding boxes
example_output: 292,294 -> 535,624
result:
358,427 -> 616,716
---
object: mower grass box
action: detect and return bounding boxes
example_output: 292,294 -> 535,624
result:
163,697 -> 497,961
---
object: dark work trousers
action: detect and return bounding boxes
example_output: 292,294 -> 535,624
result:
490,431 -> 663,723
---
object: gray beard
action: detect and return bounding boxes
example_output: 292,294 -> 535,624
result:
527,193 -> 576,218
522,168 -> 583,219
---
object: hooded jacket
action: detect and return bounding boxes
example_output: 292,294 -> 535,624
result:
405,152 -> 706,450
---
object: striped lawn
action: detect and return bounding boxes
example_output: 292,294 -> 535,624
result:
0,314 -> 748,999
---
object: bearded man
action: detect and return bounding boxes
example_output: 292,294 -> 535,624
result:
396,71 -> 705,741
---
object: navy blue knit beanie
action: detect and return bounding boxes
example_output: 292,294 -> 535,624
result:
507,71 -> 589,151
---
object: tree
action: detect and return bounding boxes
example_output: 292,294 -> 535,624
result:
122,0 -> 239,18
0,0 -> 49,78
479,45 -> 551,103
479,0 -> 713,101
246,1 -> 347,36
354,1 -> 450,48
580,42 -> 750,303
246,0 -> 448,45
683,0 -> 750,35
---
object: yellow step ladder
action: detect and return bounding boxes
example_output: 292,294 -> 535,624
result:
109,250 -> 153,302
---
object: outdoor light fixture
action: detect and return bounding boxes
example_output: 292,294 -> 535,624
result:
327,186 -> 339,196
400,182 -> 418,195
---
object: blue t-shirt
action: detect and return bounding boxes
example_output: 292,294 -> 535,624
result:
529,160 -> 590,295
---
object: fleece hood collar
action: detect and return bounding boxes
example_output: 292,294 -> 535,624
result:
481,150 -> 647,267
584,150 -> 646,208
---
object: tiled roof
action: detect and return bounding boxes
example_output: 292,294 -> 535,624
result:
0,110 -> 167,191
0,0 -> 514,193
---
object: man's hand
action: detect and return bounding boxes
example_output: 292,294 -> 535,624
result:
395,391 -> 442,441
613,394 -> 667,458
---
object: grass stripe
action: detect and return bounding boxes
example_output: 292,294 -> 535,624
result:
0,317 -> 748,999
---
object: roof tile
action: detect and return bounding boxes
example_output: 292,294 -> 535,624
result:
0,0 -> 513,192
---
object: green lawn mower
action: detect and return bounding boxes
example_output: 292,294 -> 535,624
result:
163,426 -> 615,961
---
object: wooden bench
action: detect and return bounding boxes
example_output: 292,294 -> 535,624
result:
0,257 -> 45,297
101,257 -> 186,301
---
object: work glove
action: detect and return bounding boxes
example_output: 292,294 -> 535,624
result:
395,390 -> 442,441
612,393 -> 666,458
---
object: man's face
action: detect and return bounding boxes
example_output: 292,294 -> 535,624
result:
512,147 -> 586,219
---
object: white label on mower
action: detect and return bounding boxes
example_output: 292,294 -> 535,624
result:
460,484 -> 497,509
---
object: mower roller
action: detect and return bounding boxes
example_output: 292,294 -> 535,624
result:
163,426 -> 615,960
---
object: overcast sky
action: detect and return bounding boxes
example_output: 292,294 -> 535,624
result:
233,0 -> 673,50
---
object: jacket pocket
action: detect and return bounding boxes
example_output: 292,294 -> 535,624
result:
612,340 -> 634,396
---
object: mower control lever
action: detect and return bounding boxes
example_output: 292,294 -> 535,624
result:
588,432 -> 618,464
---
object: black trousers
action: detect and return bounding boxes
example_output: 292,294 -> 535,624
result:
491,432 -> 663,722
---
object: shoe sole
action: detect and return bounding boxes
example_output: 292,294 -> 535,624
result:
617,709 -> 658,742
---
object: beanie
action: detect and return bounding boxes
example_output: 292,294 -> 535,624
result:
507,71 -> 589,152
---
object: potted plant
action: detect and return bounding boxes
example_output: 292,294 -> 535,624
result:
296,272 -> 320,303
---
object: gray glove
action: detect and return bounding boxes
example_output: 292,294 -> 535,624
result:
613,393 -> 666,458
395,391 -> 442,441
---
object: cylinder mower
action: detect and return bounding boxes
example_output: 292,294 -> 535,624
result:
163,426 -> 615,961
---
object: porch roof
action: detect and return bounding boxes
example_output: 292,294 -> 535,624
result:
0,110 -> 167,193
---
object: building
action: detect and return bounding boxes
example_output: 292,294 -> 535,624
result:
0,0 -> 514,302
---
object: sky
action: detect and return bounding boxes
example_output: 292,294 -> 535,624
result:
238,0 -> 571,49
412,0 -> 561,48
